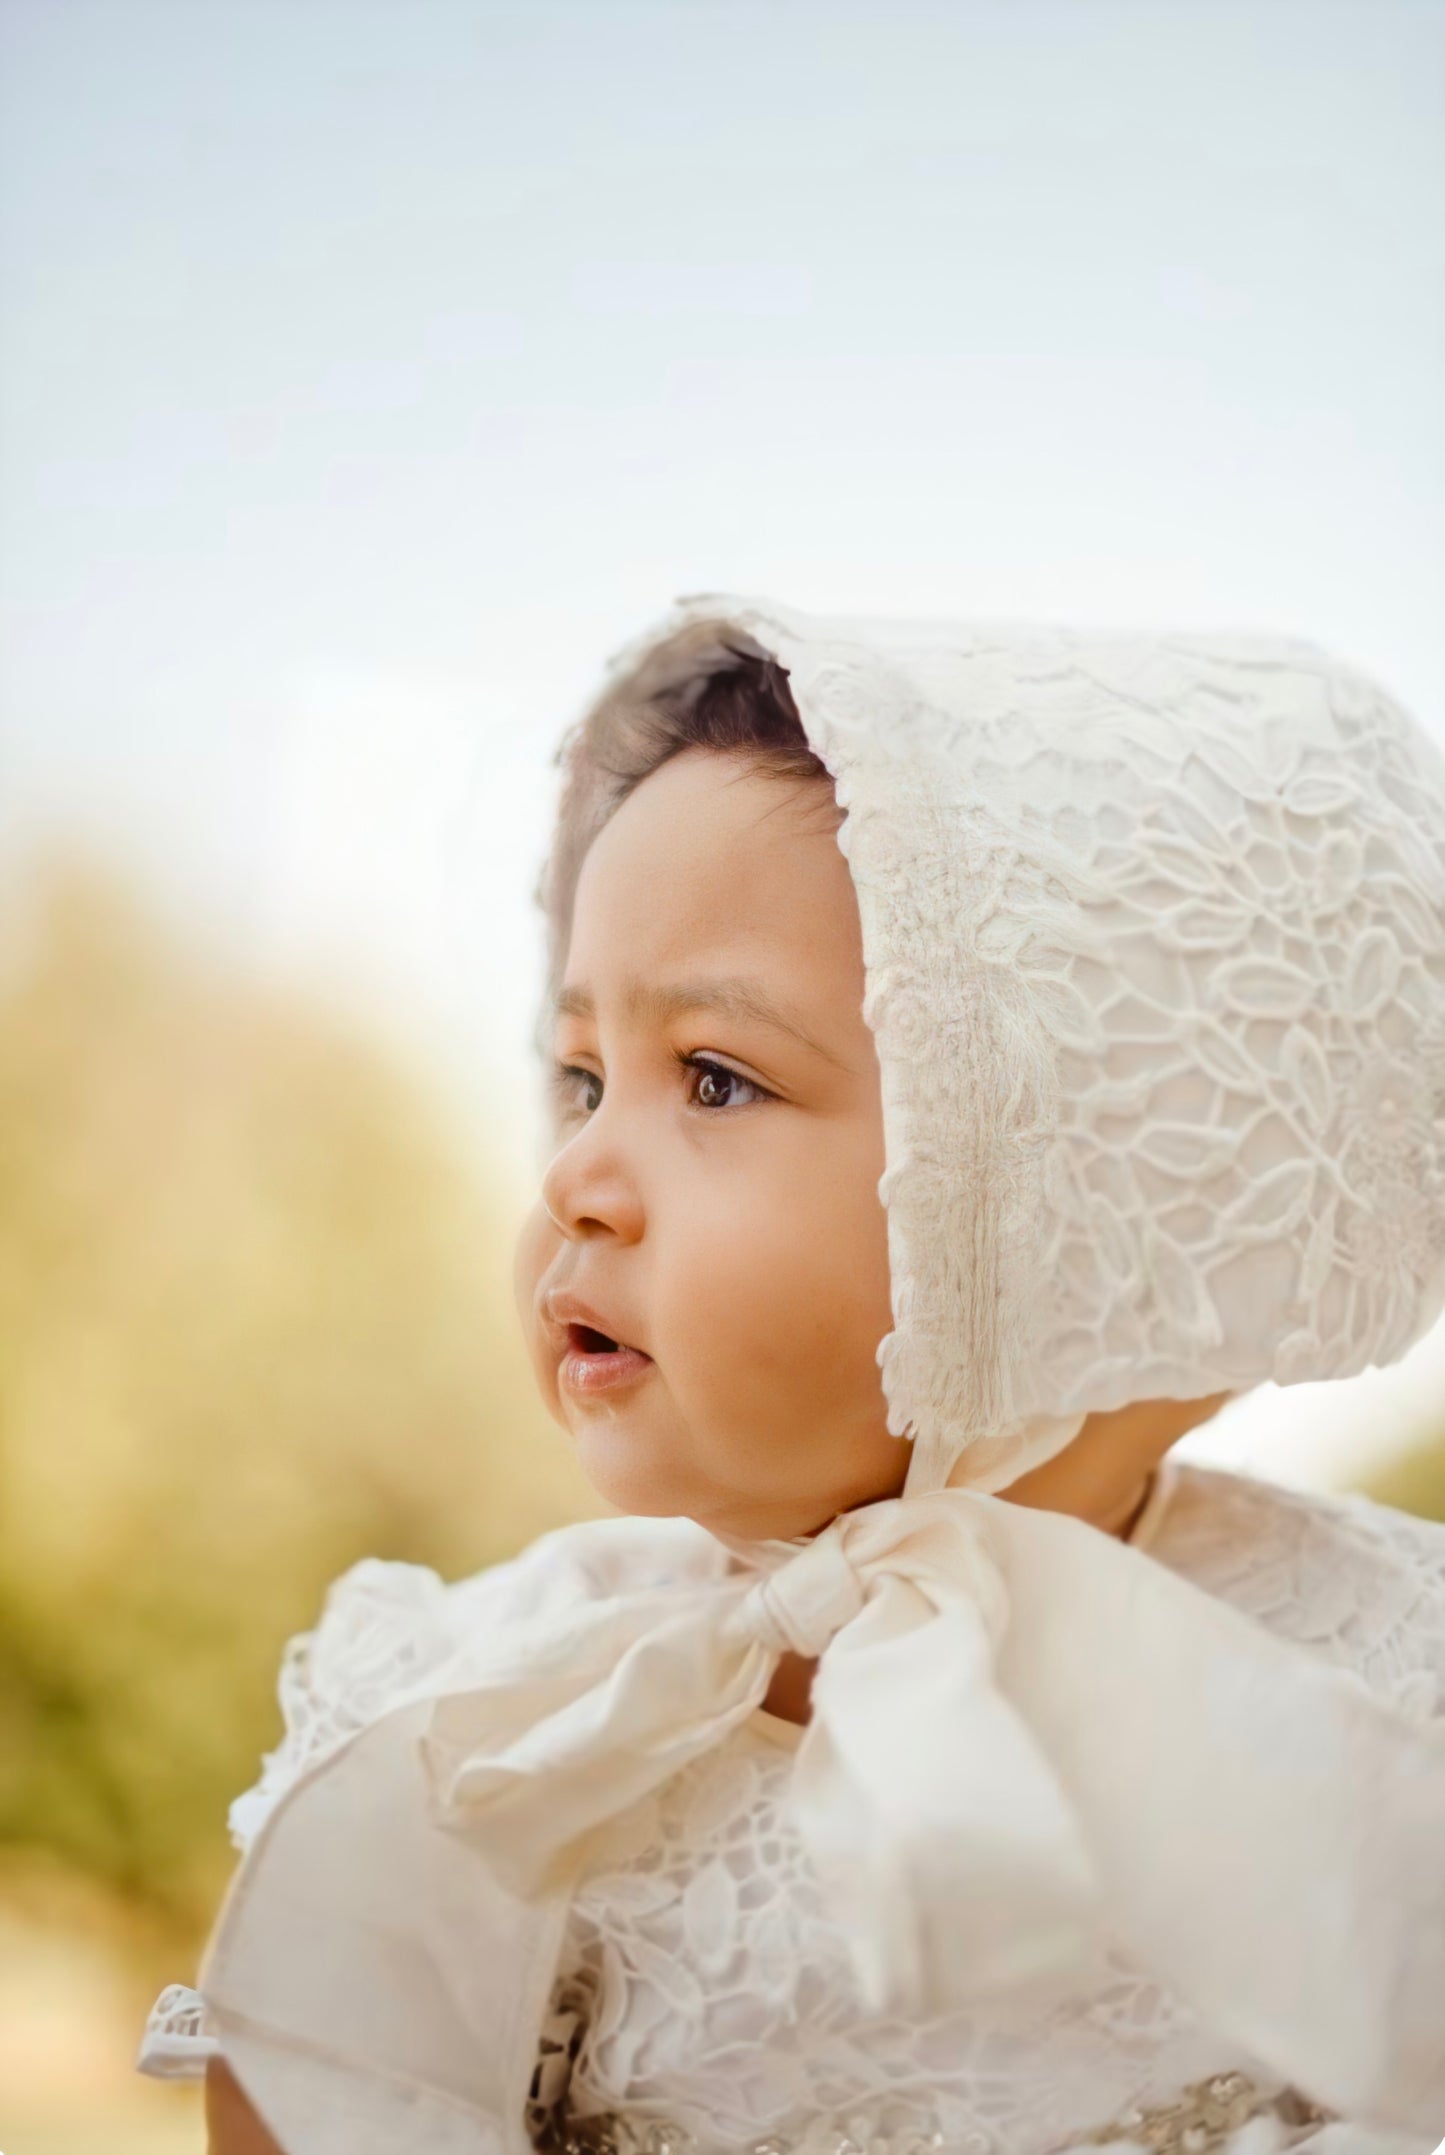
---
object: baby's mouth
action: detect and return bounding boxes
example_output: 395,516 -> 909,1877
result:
573,1323 -> 621,1354
561,1323 -> 654,1394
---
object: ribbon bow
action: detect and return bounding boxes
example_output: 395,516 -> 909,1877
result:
417,1487 -> 1445,2130
421,1490 -> 1103,2017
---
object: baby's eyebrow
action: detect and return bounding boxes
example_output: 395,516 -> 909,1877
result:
551,974 -> 845,1068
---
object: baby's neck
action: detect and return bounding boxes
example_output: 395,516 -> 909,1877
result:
762,1651 -> 819,1727
991,1391 -> 1230,1533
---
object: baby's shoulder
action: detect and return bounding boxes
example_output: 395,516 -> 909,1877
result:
1153,1459 -> 1445,1721
228,1513 -> 724,1854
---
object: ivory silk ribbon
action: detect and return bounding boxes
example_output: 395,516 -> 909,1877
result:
417,1488 -> 1445,2137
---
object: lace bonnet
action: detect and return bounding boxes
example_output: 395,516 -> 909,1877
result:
538,591 -> 1445,1498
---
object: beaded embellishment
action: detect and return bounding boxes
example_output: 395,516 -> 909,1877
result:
530,2070 -> 1336,2155
526,1953 -> 1339,2155
534,2119 -> 946,2155
1064,2070 -> 1334,2152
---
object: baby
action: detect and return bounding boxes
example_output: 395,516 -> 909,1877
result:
142,597 -> 1445,2155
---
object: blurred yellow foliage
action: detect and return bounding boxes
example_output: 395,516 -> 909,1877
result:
0,852 -> 600,1984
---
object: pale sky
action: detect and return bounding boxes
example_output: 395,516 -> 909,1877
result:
2,0 -> 1443,1484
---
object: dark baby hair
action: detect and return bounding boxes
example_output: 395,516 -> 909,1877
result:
532,619 -> 841,1055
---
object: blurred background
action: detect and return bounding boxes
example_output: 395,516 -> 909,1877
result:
1,1 -> 1443,2148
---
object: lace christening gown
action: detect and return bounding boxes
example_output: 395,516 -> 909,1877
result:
137,1460 -> 1445,2155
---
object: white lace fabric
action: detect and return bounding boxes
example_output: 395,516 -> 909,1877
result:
137,1460 -> 1445,2153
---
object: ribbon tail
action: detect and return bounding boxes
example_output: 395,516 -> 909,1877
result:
418,1585 -> 774,1898
984,1496 -> 1445,2135
793,1573 -> 1110,2020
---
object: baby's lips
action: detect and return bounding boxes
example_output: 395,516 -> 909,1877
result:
542,1283 -> 649,1360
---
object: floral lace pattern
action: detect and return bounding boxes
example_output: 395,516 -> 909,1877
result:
792,619 -> 1445,1483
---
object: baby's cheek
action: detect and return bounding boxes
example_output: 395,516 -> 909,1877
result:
723,1212 -> 865,1393
654,1218 -> 799,1412
808,1186 -> 896,1415
806,1146 -> 893,1316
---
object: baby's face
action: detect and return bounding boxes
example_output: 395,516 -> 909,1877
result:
514,746 -> 907,1541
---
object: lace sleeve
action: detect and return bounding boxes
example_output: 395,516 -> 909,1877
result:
1159,1466 -> 1445,1728
224,1555 -> 467,1855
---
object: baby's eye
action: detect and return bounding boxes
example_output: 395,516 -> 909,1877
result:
681,1054 -> 768,1112
550,1062 -> 602,1117
547,1055 -> 770,1118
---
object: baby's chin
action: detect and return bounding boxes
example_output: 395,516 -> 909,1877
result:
567,1410 -> 705,1520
